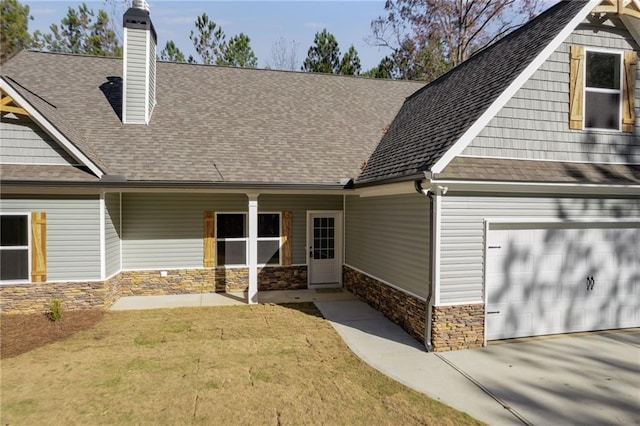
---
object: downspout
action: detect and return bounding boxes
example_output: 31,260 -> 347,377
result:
415,173 -> 447,352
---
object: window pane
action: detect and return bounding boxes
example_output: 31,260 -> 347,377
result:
0,249 -> 28,280
1,215 -> 28,246
258,240 -> 280,265
217,214 -> 245,238
585,91 -> 620,129
216,240 -> 246,265
258,214 -> 279,238
586,52 -> 620,89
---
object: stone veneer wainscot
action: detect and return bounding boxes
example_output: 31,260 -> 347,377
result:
343,265 -> 426,344
431,304 -> 484,351
0,266 -> 308,314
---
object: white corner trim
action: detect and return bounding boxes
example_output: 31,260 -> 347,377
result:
247,195 -> 259,304
0,78 -> 105,178
144,29 -> 150,125
122,27 -> 128,124
432,192 -> 442,305
99,192 -> 106,280
430,0 -> 600,174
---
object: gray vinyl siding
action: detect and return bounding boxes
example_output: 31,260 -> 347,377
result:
259,194 -> 343,265
124,28 -> 148,124
105,193 -> 121,277
0,195 -> 101,281
0,114 -> 77,165
463,22 -> 640,163
345,194 -> 430,298
439,194 -> 640,305
122,193 -> 247,269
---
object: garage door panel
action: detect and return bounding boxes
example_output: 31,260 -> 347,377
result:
486,223 -> 640,341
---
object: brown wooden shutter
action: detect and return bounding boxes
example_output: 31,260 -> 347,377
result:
623,50 -> 637,133
31,212 -> 46,282
569,45 -> 585,130
203,211 -> 216,267
281,211 -> 292,266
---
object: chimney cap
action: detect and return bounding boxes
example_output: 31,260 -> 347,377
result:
132,0 -> 150,11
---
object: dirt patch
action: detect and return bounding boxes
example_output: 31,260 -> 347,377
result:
1,310 -> 104,359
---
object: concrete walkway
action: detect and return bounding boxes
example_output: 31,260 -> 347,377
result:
315,300 -> 640,426
109,288 -> 357,310
109,292 -> 639,425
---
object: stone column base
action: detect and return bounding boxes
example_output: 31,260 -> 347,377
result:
431,304 -> 484,351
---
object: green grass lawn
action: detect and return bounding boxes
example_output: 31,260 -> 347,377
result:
1,303 -> 482,425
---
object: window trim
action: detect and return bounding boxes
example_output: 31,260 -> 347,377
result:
214,212 -> 282,267
257,212 -> 282,266
0,212 -> 31,284
583,47 -> 624,132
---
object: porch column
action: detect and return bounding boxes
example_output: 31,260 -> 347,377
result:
247,193 -> 259,304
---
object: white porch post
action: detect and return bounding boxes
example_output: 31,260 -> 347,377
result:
247,193 -> 259,304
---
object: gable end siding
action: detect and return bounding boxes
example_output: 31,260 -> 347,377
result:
0,115 -> 79,165
463,23 -> 640,164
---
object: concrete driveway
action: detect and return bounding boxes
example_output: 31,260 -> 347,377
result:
315,300 -> 640,425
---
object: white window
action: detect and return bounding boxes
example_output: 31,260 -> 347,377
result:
216,213 -> 281,266
584,50 -> 623,130
0,214 -> 30,281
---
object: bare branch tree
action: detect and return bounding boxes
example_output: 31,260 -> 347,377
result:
266,37 -> 299,71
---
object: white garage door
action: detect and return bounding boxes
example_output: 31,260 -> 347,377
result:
485,222 -> 640,340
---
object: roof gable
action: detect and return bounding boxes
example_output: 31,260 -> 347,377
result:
356,0 -> 597,184
1,77 -> 105,177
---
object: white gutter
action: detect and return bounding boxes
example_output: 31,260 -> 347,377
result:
428,179 -> 640,196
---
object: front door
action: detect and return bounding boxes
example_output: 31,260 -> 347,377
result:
308,212 -> 341,287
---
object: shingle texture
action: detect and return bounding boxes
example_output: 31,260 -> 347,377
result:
0,164 -> 98,182
439,157 -> 640,184
357,0 -> 589,183
1,52 -> 423,184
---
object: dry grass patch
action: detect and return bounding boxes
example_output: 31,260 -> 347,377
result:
1,303 -> 482,425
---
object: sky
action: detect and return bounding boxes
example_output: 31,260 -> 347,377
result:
24,1 -> 393,71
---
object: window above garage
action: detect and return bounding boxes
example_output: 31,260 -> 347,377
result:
569,45 -> 637,133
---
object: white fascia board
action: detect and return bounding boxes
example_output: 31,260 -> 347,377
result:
429,179 -> 640,196
0,78 -> 105,178
430,0 -> 600,174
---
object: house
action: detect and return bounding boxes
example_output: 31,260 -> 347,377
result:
1,0 -> 638,352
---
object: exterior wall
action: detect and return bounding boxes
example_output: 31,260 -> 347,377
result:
0,195 -> 101,281
124,28 -> 148,124
0,279 -> 114,313
344,193 -> 430,298
105,193 -> 121,277
439,194 -> 640,305
122,193 -> 342,271
0,114 -> 77,165
463,22 -> 640,163
344,265 -> 426,344
259,194 -> 343,264
431,304 -> 484,351
122,193 -> 247,270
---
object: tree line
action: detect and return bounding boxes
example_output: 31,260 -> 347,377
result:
1,0 -> 541,83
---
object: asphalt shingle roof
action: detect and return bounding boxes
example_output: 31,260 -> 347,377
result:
357,0 -> 589,183
1,52 -> 423,185
439,157 -> 640,184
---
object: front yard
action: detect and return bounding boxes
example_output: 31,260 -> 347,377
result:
1,303 -> 481,425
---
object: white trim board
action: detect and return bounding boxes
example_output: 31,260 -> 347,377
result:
0,78 -> 104,178
430,0 -> 600,174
